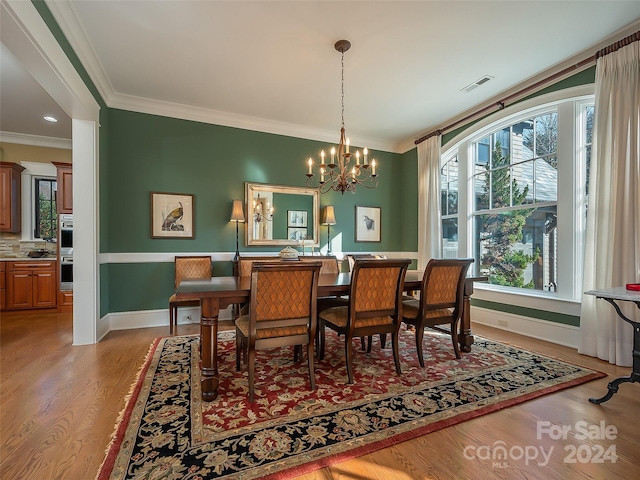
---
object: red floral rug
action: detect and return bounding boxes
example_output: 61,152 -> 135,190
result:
97,329 -> 604,480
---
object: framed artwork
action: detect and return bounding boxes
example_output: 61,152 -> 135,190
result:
288,227 -> 308,241
288,210 -> 308,227
355,205 -> 381,242
151,192 -> 194,239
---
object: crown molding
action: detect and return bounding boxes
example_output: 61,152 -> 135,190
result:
0,131 -> 72,149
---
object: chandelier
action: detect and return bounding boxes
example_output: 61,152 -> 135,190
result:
306,40 -> 378,194
252,194 -> 273,223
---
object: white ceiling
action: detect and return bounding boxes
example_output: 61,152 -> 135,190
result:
2,1 -> 640,153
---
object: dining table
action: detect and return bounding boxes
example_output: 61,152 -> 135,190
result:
177,270 -> 487,401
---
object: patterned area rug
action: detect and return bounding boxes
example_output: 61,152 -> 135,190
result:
97,329 -> 604,480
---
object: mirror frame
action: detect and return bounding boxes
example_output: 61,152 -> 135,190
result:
245,182 -> 320,247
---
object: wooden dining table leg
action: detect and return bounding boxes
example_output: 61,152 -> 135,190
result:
459,280 -> 476,353
200,297 -> 220,401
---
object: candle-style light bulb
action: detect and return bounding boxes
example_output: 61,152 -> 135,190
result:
372,159 -> 376,175
356,150 -> 360,165
346,138 -> 350,154
320,150 -> 325,165
331,147 -> 336,163
308,158 -> 313,175
363,147 -> 368,164
320,167 -> 325,182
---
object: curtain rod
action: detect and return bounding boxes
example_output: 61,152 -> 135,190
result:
414,30 -> 640,146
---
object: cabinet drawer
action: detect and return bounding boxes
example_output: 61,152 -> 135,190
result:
7,261 -> 56,272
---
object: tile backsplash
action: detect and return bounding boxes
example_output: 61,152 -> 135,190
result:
0,237 -> 57,258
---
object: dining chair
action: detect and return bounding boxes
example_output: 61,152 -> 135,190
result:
235,261 -> 321,403
402,258 -> 474,364
345,253 -> 389,351
168,255 -> 212,334
345,253 -> 387,272
298,255 -> 348,311
234,255 -> 282,318
318,258 -> 411,384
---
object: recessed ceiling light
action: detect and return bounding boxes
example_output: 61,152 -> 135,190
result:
43,116 -> 58,123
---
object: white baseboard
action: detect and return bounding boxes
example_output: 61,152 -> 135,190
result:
471,306 -> 580,349
100,305 -> 235,336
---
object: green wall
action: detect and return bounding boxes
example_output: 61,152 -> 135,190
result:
105,109 -> 406,254
103,109 -> 410,312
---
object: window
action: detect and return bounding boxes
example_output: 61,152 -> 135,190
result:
34,177 -> 57,239
472,113 -> 558,291
441,90 -> 593,301
441,154 -> 459,258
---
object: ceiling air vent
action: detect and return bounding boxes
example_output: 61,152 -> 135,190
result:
462,75 -> 494,93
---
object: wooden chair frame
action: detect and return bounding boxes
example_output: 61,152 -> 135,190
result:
402,258 -> 474,364
168,255 -> 212,334
318,258 -> 410,384
235,262 -> 321,403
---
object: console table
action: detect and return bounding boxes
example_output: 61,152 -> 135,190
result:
585,287 -> 640,404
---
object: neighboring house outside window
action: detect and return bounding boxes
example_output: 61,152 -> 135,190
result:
441,87 -> 594,304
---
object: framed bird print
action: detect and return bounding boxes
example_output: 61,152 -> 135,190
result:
355,205 -> 381,242
151,192 -> 194,239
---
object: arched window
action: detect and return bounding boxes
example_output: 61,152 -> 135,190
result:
441,88 -> 594,302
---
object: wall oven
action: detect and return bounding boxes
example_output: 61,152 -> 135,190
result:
60,257 -> 73,291
59,214 -> 73,291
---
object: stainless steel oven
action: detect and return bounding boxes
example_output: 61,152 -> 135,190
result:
60,256 -> 73,291
59,214 -> 73,290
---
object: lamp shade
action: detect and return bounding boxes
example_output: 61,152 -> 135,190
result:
230,200 -> 245,222
321,205 -> 336,225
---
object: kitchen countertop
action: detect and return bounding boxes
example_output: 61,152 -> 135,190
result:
0,256 -> 58,261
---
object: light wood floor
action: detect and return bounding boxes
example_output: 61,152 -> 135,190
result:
1,310 -> 638,480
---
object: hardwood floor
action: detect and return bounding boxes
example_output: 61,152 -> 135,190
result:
1,310 -> 638,479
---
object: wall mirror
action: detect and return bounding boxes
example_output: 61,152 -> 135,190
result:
245,182 -> 319,247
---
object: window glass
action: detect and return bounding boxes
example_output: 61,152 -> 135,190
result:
475,206 -> 557,289
34,178 -> 57,239
442,218 -> 458,258
441,155 -> 459,216
441,154 -> 459,257
585,106 -> 594,197
471,111 -> 558,291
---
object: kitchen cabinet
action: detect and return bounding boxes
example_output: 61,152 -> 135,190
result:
53,162 -> 72,214
58,290 -> 73,311
0,162 -> 25,233
5,260 -> 57,310
0,262 -> 5,310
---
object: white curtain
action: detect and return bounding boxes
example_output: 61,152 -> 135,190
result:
579,40 -> 640,367
417,135 -> 442,270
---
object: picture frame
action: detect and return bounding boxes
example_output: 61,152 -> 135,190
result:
355,205 -> 381,242
151,192 -> 194,239
288,210 -> 308,227
287,227 -> 308,241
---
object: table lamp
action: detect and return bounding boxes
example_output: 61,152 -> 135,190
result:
230,200 -> 245,261
321,205 -> 337,254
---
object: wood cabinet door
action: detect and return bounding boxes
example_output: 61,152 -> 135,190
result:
0,162 -> 25,233
54,163 -> 73,214
6,271 -> 33,309
0,262 -> 5,310
32,269 -> 57,308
